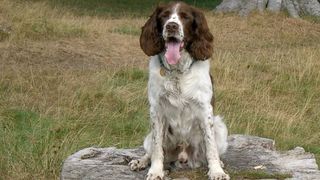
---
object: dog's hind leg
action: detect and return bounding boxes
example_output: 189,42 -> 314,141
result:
212,115 -> 228,156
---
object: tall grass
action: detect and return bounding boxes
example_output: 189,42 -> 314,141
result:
0,0 -> 320,179
0,67 -> 150,179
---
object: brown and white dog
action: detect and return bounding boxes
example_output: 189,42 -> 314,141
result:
129,2 -> 229,180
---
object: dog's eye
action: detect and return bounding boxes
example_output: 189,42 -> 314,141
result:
179,12 -> 191,20
159,11 -> 170,19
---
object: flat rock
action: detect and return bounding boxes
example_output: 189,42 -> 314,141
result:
61,134 -> 320,180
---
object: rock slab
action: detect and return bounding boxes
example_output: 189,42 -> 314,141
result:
215,0 -> 320,18
61,134 -> 320,180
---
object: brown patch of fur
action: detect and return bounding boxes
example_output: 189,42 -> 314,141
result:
186,7 -> 214,60
139,6 -> 165,56
177,2 -> 214,60
140,2 -> 214,60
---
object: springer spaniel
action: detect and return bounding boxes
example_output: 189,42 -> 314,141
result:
129,2 -> 229,180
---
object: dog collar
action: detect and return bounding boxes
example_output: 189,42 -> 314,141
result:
158,54 -> 194,76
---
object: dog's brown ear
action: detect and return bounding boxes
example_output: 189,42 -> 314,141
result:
140,6 -> 165,56
187,8 -> 213,60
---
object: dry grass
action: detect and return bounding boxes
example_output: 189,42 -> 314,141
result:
0,0 -> 320,179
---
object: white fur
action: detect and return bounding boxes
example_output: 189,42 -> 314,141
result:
162,4 -> 184,41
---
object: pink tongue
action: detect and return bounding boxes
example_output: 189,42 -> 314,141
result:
165,42 -> 181,65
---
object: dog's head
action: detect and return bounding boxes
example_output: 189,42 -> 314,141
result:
140,2 -> 213,64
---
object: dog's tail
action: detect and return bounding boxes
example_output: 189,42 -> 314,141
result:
213,115 -> 228,155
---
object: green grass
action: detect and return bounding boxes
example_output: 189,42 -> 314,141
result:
0,68 -> 150,179
302,15 -> 320,24
0,109 -> 63,178
37,0 -> 222,17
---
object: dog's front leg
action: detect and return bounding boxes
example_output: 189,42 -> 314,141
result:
146,107 -> 165,180
200,104 -> 230,180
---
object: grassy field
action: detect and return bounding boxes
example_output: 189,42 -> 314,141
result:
44,0 -> 222,17
0,0 -> 320,179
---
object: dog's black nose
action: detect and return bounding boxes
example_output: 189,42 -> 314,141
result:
166,22 -> 179,31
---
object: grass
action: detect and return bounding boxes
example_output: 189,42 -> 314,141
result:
43,0 -> 222,17
0,67 -> 150,179
1,109 -> 58,178
111,25 -> 141,36
0,0 -> 320,179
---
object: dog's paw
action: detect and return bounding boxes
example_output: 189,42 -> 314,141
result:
208,170 -> 230,180
129,159 -> 148,171
146,173 -> 163,180
146,169 -> 164,180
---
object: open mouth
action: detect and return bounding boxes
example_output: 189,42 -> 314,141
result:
164,37 -> 184,65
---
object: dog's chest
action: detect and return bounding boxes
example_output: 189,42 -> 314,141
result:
160,73 -> 194,108
159,73 -> 201,139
